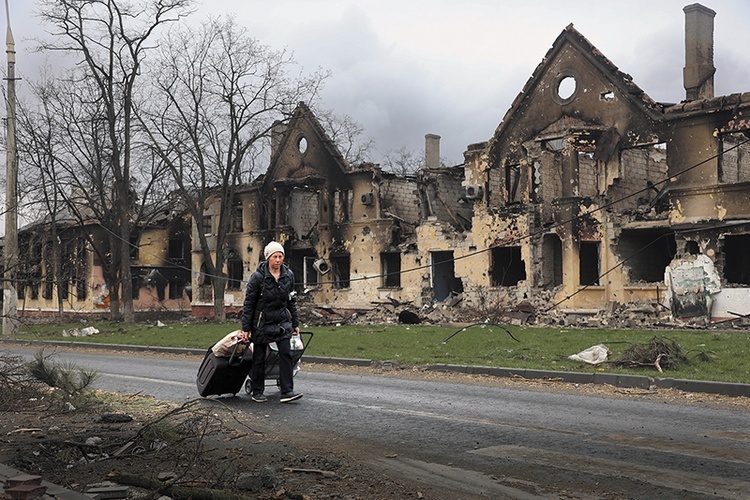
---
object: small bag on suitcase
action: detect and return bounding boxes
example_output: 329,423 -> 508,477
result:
197,338 -> 252,397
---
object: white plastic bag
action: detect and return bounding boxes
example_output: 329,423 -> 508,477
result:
291,334 -> 304,351
568,344 -> 610,364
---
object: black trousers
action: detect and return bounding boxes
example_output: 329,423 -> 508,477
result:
250,337 -> 294,395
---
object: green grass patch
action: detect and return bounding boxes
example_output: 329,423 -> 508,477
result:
8,321 -> 750,384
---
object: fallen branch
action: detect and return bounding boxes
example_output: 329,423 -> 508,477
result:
284,467 -> 336,477
110,471 -> 253,500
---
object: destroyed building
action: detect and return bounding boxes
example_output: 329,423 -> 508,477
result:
414,3 -> 749,326
10,207 -> 192,317
193,3 -> 750,325
190,103 -> 470,318
12,3 -> 750,327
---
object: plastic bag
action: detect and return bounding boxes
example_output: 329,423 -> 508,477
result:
291,334 -> 304,351
568,344 -> 609,364
211,330 -> 246,357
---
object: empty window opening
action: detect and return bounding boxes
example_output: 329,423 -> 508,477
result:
381,252 -> 401,288
491,246 -> 526,286
169,239 -> 186,261
289,188 -> 319,240
288,249 -> 315,292
330,254 -> 351,289
202,215 -> 213,236
618,229 -> 676,283
230,197 -> 244,233
129,236 -> 139,260
723,234 -> 750,285
431,251 -> 458,302
226,257 -> 244,290
335,190 -> 352,223
542,234 -> 563,289
169,277 -> 186,300
600,90 -> 615,101
719,132 -> 750,183
557,75 -> 577,101
579,241 -> 600,286
303,256 -> 320,288
505,164 -> 521,204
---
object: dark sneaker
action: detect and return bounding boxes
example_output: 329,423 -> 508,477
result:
280,391 -> 303,403
251,393 -> 267,403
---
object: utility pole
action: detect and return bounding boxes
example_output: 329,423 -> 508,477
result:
3,0 -> 18,337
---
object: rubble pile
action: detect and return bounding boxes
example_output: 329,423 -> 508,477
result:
297,293 -> 745,331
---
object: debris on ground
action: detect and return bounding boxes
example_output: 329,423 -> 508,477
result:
613,336 -> 687,372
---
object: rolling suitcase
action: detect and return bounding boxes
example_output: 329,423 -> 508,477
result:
196,340 -> 252,397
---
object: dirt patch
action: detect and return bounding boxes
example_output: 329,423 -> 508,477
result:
1,360 -> 748,499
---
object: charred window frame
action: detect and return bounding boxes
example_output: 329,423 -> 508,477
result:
723,234 -> 750,285
43,242 -> 53,300
719,132 -> 750,183
169,239 -> 186,261
28,242 -> 42,300
381,252 -> 401,288
73,240 -> 88,300
505,164 -> 521,204
542,234 -> 563,289
618,229 -> 676,283
202,215 -> 213,236
169,277 -> 186,300
132,275 -> 140,300
226,256 -> 244,290
579,241 -> 600,286
129,235 -> 139,261
335,190 -> 352,223
490,246 -> 526,286
330,254 -> 351,289
303,256 -> 320,288
230,197 -> 244,233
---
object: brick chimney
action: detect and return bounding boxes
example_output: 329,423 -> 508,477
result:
425,133 -> 441,169
683,3 -> 716,101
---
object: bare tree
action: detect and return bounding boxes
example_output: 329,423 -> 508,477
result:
15,70 -> 67,319
17,67 -> 177,319
382,146 -> 423,175
138,16 -> 327,321
314,108 -> 375,166
35,0 -> 192,322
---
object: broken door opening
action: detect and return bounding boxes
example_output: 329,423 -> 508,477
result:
542,234 -> 563,289
330,254 -> 351,289
579,241 -> 600,286
430,251 -> 458,302
381,252 -> 401,288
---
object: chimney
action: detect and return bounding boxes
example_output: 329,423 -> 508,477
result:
425,133 -> 441,169
683,3 -> 716,101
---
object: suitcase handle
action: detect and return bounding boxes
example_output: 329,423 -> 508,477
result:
228,339 -> 249,365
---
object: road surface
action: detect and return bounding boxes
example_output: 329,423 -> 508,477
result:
5,345 -> 749,499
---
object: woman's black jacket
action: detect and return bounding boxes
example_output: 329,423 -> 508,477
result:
241,261 -> 299,344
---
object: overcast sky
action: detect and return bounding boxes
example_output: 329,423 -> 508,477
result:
5,0 -> 750,167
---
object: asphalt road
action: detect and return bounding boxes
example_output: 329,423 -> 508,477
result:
5,345 -> 749,499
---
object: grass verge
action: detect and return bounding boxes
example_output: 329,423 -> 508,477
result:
7,321 -> 750,385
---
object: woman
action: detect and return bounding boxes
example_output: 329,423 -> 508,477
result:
240,241 -> 302,403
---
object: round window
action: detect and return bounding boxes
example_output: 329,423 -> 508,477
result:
298,136 -> 308,154
557,75 -> 577,101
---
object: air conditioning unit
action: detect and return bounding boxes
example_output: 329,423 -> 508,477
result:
464,185 -> 483,200
360,192 -> 375,206
313,258 -> 331,275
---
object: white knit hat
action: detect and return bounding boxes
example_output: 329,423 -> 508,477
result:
264,241 -> 285,260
